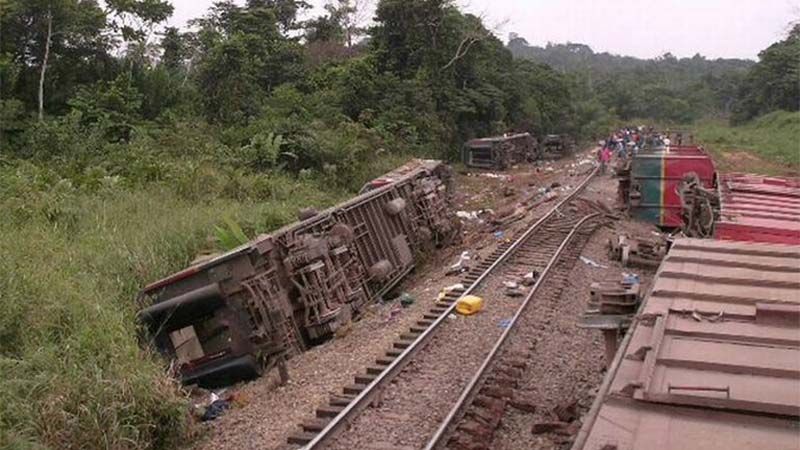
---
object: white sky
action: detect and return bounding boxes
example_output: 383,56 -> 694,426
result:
166,0 -> 797,60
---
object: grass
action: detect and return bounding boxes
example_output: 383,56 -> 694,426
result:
0,150 -> 407,449
692,110 -> 800,175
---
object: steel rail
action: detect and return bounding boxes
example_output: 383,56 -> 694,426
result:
423,211 -> 601,450
301,166 -> 598,449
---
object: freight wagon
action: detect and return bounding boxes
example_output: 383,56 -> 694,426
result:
621,145 -> 717,227
137,160 -> 459,387
462,133 -> 539,169
573,238 -> 800,450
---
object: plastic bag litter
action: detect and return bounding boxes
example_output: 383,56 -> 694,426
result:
201,400 -> 230,421
446,251 -> 471,275
579,256 -> 608,269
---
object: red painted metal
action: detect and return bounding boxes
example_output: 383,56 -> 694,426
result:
573,238 -> 800,450
714,173 -> 800,244
628,145 -> 716,227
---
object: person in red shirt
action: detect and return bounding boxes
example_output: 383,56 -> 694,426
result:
599,145 -> 612,174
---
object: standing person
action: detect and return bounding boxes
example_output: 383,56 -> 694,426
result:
600,145 -> 612,174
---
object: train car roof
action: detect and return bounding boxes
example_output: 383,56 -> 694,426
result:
574,238 -> 800,450
715,173 -> 800,245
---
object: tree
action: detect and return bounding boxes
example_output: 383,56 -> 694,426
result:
247,0 -> 310,34
732,23 -> 800,123
0,0 -> 108,120
159,26 -> 188,72
193,1 -> 306,123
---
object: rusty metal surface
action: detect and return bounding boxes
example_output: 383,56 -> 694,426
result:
715,173 -> 800,245
574,238 -> 800,450
462,133 -> 539,169
137,159 -> 458,387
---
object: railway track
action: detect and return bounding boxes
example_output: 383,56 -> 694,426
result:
287,168 -> 602,449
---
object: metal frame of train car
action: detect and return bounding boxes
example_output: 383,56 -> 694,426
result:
137,160 -> 458,387
461,133 -> 539,170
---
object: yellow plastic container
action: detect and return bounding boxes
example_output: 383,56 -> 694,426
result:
456,295 -> 484,316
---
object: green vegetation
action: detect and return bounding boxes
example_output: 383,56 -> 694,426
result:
0,1 -> 604,448
0,0 -> 797,448
731,25 -> 800,123
508,40 -> 753,123
694,111 -> 800,174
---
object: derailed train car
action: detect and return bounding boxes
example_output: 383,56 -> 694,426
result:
462,133 -> 539,169
137,160 -> 458,387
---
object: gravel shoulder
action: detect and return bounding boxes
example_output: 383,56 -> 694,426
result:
192,151 -> 611,450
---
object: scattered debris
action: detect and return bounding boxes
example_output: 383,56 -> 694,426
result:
553,399 -> 579,422
456,210 -> 482,220
446,251 -> 472,275
398,292 -> 415,308
608,234 -> 667,267
437,283 -> 465,301
385,305 -> 403,322
456,295 -> 484,315
521,271 -> 539,286
479,172 -> 512,181
579,277 -> 642,367
579,255 -> 608,269
202,399 -> 231,421
503,280 -> 523,297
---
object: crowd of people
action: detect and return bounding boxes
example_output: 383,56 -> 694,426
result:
596,126 -> 692,174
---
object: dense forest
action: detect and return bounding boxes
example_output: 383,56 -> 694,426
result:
0,0 -> 797,449
511,39 -> 752,123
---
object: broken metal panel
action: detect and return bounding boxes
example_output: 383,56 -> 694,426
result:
137,159 -> 458,387
575,238 -> 800,450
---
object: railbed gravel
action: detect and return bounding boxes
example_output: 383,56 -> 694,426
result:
489,169 -> 659,450
325,207 -> 598,449
192,152 -> 602,450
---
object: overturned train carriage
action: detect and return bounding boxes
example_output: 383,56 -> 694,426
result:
462,133 -> 539,170
137,160 -> 458,387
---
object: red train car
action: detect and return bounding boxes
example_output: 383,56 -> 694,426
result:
573,238 -> 800,450
626,146 -> 716,227
715,173 -> 800,244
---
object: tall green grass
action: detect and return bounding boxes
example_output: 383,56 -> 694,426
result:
0,150 -> 406,448
693,110 -> 800,174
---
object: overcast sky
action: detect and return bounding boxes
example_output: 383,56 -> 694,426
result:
166,0 -> 797,60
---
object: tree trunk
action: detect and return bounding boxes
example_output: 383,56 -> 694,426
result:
38,9 -> 53,122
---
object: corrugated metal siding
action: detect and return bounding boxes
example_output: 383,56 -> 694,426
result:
715,173 -> 800,244
575,238 -> 800,450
